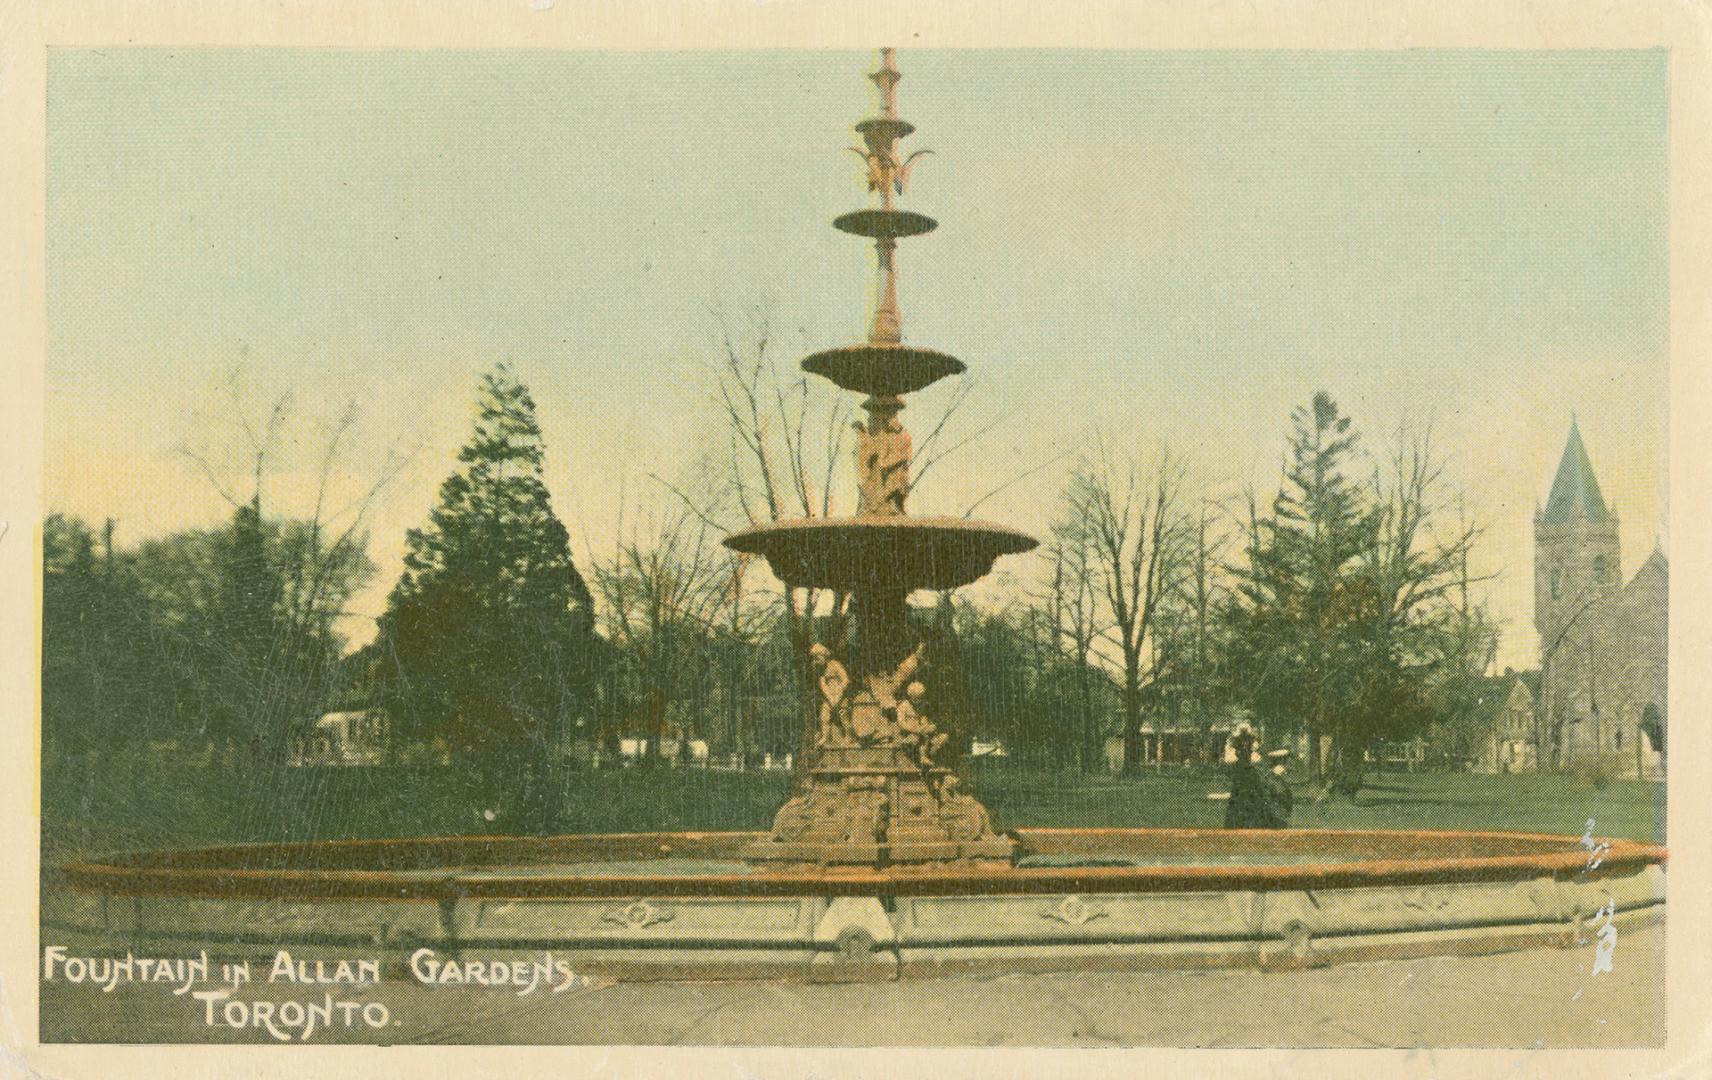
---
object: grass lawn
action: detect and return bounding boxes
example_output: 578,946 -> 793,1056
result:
977,765 -> 1663,844
40,756 -> 1664,868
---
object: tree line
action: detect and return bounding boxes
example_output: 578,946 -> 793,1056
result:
43,346 -> 1499,823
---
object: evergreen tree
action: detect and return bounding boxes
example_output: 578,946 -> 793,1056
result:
41,515 -> 165,754
1230,393 -> 1483,797
1230,392 -> 1376,784
378,364 -> 595,830
206,499 -> 286,747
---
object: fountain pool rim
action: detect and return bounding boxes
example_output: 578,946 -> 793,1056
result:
58,827 -> 1666,900
48,827 -> 1666,979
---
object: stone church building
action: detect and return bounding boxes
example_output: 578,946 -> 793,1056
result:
1534,419 -> 1666,779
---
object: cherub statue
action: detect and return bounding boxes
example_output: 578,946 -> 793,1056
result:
811,643 -> 850,748
893,681 -> 946,769
934,771 -> 995,841
867,640 -> 927,713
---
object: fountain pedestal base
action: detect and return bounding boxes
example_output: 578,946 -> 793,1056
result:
745,746 -> 1016,866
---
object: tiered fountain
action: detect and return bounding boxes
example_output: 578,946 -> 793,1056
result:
50,50 -> 1665,984
726,48 -> 1033,866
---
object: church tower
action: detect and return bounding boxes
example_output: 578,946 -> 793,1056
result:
1534,417 -> 1621,646
1534,418 -> 1621,764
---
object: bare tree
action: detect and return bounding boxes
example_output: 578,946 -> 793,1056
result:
1070,439 -> 1189,776
1156,498 -> 1233,757
178,368 -> 412,636
174,366 -> 412,753
279,401 -> 412,645
1039,492 -> 1109,772
1329,423 -> 1488,794
176,368 -> 291,513
594,479 -> 734,766
704,310 -> 853,780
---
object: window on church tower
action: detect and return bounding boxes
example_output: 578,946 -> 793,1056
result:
1593,555 -> 1607,583
1550,567 -> 1561,600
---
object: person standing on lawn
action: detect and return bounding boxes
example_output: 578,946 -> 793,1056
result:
1259,747 -> 1294,828
1218,723 -> 1266,829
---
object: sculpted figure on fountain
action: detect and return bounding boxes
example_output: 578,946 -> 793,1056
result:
855,400 -> 911,516
894,681 -> 946,769
810,643 -> 851,749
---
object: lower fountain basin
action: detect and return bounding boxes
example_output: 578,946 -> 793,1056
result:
724,516 -> 1038,592
50,828 -> 1665,980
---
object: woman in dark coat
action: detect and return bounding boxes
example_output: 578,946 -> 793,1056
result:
1221,724 -> 1265,829
1259,747 -> 1293,829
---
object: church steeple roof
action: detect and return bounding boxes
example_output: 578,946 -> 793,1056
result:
1541,417 -> 1610,525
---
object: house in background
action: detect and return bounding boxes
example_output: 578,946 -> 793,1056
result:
1104,720 -> 1238,772
288,709 -> 391,767
1471,672 -> 1539,774
613,737 -> 711,765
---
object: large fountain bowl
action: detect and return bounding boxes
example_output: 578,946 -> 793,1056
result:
725,516 -> 1037,592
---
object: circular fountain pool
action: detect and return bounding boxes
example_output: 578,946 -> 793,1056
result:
49,827 -> 1665,980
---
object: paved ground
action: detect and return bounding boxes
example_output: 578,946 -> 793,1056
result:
38,924 -> 1664,1048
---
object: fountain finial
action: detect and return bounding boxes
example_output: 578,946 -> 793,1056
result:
871,47 -> 902,117
843,49 -> 932,346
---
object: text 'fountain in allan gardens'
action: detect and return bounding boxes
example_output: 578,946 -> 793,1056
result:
725,48 -> 1035,865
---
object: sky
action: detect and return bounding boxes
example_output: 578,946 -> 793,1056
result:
44,49 -> 1669,670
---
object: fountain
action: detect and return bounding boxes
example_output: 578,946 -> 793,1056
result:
48,50 -> 1665,984
725,48 -> 1033,867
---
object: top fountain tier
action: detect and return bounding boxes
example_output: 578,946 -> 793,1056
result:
855,115 -> 915,143
833,208 -> 937,241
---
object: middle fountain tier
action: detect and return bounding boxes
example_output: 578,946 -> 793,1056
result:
724,49 -> 1036,866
